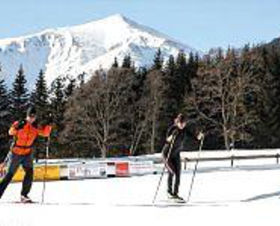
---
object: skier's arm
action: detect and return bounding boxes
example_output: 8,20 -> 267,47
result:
37,113 -> 53,137
166,125 -> 176,143
8,121 -> 19,136
185,124 -> 204,140
37,125 -> 52,137
166,135 -> 173,143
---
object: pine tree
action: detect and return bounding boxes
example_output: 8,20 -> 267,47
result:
50,78 -> 65,131
161,51 -> 189,126
28,70 -> 49,161
120,67 -> 149,155
30,69 -> 49,121
249,47 -> 280,148
78,72 -> 86,86
64,77 -> 76,99
0,73 -> 10,121
122,55 -> 132,68
112,57 -> 119,68
176,50 -> 190,94
157,54 -> 178,140
0,77 -> 11,160
268,47 -> 280,146
47,77 -> 65,155
10,65 -> 29,120
152,48 -> 163,70
187,52 -> 199,80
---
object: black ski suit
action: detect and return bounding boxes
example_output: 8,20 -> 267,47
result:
162,124 -> 198,196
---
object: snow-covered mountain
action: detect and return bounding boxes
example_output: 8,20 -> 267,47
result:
0,14 -> 200,89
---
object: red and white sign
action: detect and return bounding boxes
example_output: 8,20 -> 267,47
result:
115,162 -> 129,177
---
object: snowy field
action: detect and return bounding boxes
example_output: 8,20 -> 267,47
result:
1,159 -> 280,226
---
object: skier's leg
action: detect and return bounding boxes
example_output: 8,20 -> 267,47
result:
0,153 -> 20,198
167,158 -> 176,195
21,154 -> 34,197
167,170 -> 173,195
173,156 -> 181,196
162,143 -> 169,158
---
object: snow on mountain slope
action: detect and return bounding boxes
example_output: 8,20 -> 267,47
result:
0,14 -> 200,89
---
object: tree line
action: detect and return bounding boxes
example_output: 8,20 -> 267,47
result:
1,43 -> 280,159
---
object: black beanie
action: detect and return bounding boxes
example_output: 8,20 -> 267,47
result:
27,106 -> 37,117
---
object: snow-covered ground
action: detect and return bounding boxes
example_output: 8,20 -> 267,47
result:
1,160 -> 280,226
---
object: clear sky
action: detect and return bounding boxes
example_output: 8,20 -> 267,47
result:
0,0 -> 279,52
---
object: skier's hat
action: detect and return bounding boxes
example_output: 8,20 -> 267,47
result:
27,106 -> 37,117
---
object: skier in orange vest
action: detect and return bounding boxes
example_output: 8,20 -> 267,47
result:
0,106 -> 52,203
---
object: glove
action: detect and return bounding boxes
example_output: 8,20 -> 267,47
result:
17,120 -> 26,130
166,135 -> 174,143
197,131 -> 204,140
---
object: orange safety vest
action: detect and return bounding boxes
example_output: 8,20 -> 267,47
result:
9,121 -> 52,155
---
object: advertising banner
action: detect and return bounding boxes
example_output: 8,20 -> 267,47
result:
68,163 -> 107,179
129,161 -> 154,175
11,165 -> 60,182
0,165 -> 60,182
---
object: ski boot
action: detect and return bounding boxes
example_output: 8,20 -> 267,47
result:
20,195 -> 33,203
172,194 -> 185,203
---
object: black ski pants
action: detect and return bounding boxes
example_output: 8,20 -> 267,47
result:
166,154 -> 181,196
0,153 -> 33,198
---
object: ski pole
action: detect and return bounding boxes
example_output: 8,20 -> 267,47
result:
152,132 -> 177,204
186,135 -> 204,203
41,136 -> 50,204
0,137 -> 16,170
152,164 -> 165,204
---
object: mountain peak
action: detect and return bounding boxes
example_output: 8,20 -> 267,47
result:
81,13 -> 132,28
101,13 -> 129,22
0,14 -> 200,89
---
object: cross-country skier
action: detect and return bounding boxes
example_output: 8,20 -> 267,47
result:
162,113 -> 204,202
0,106 -> 52,203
